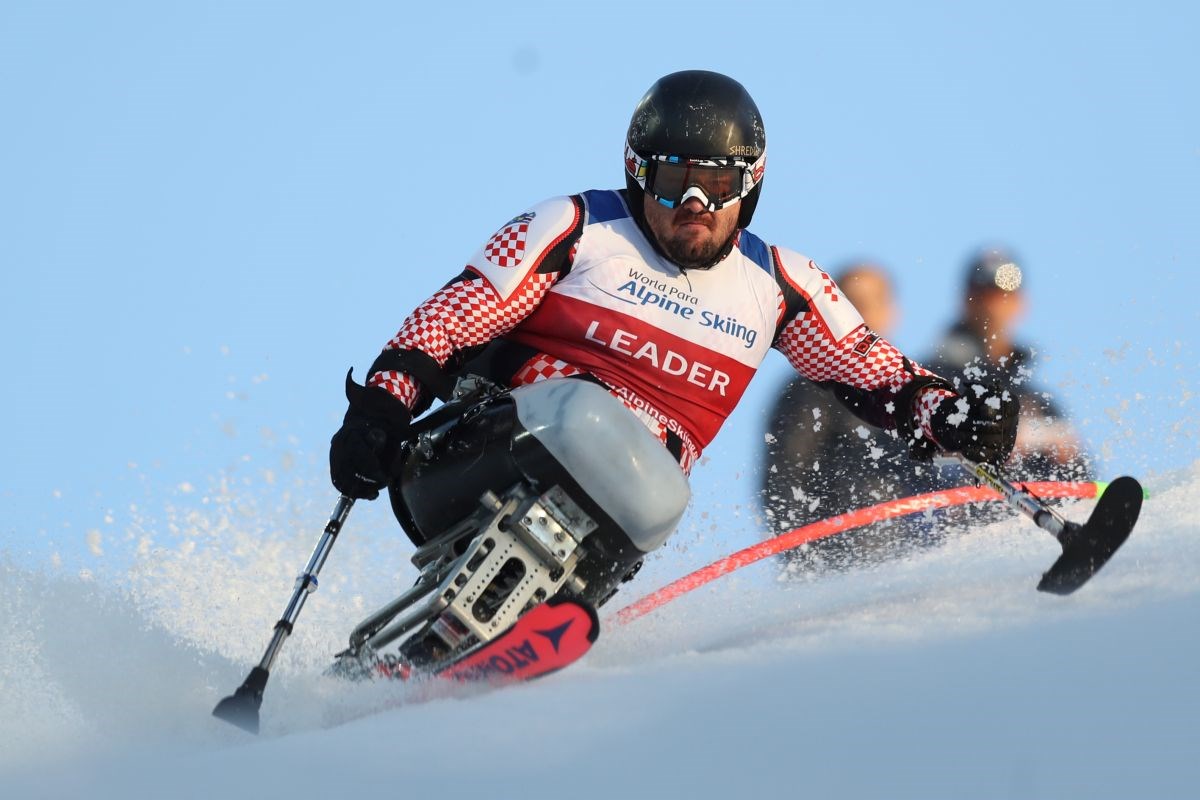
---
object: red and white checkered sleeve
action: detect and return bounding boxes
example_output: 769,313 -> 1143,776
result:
365,271 -> 560,409
364,196 -> 583,410
769,247 -> 954,438
775,318 -> 954,439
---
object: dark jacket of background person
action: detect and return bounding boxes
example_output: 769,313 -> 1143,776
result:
760,374 -> 944,570
760,265 -> 943,572
925,248 -> 1091,484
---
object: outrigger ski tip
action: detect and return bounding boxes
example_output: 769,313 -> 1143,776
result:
212,667 -> 269,734
1038,475 -> 1144,595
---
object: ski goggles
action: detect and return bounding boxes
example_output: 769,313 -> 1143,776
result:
625,143 -> 766,211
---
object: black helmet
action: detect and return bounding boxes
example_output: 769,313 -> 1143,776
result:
624,70 -> 767,231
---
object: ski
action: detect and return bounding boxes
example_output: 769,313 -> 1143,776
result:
436,596 -> 599,683
363,596 -> 599,684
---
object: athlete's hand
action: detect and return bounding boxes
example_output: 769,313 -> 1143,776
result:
329,370 -> 412,500
930,384 -> 1019,464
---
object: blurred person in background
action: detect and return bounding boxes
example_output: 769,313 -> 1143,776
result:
926,246 -> 1090,482
760,263 -> 941,572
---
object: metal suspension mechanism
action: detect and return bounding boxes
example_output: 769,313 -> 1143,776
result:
327,374 -> 691,681
331,481 -> 598,678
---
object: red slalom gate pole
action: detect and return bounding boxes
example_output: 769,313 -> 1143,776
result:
614,481 -> 1105,625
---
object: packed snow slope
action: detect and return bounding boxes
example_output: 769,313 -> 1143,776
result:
2,464 -> 1198,799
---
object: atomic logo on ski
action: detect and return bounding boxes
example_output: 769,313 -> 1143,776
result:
535,620 -> 574,653
439,598 -> 598,684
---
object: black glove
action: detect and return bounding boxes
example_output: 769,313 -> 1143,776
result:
329,370 -> 413,500
929,383 -> 1019,464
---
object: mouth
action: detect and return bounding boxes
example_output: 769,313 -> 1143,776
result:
674,214 -> 713,232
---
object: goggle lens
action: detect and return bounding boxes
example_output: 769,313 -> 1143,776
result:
648,160 -> 745,208
625,144 -> 765,211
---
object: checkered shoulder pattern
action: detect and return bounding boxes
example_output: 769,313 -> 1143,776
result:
769,248 -> 954,439
463,196 -> 583,300
367,271 -> 562,408
366,198 -> 585,410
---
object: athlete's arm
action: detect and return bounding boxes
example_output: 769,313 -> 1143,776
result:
366,196 -> 585,414
769,248 -> 954,448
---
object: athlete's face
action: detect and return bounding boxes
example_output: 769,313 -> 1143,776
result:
642,194 -> 740,270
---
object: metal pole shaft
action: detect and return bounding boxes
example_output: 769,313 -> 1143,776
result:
954,454 -> 1067,538
256,495 -> 355,671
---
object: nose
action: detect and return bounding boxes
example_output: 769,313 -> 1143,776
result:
679,195 -> 707,213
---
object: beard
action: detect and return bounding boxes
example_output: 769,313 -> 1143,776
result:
657,226 -> 735,270
660,234 -> 717,269
639,191 -> 740,270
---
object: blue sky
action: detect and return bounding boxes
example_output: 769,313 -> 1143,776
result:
2,1 -> 1197,571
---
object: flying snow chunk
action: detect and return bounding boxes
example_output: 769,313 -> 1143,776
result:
946,396 -> 971,426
